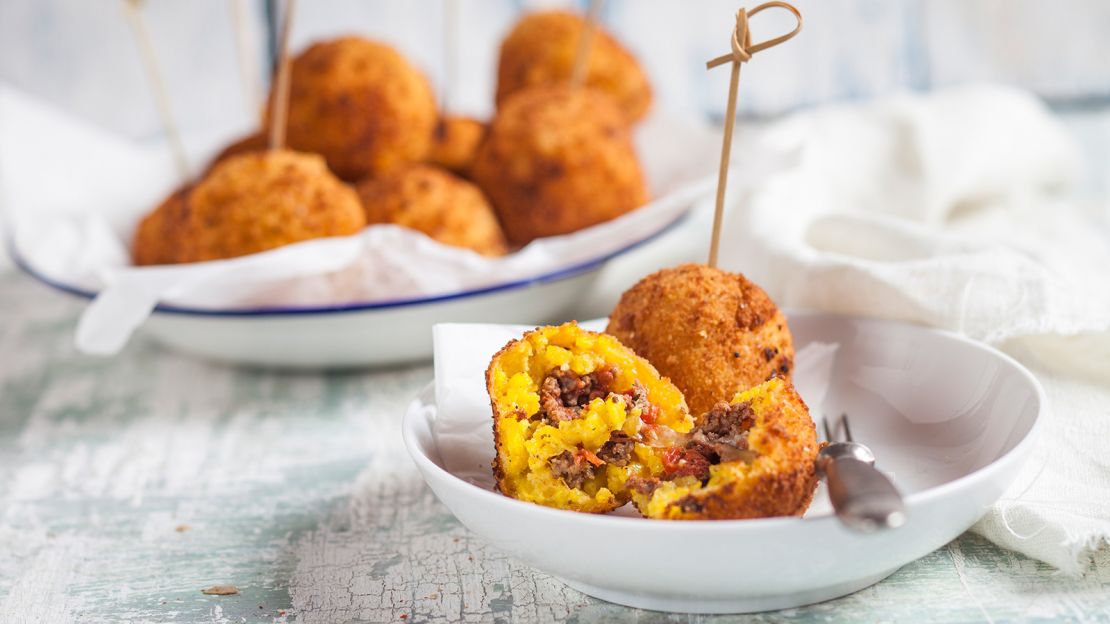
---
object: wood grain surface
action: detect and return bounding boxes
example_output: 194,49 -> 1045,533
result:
1,272 -> 1108,623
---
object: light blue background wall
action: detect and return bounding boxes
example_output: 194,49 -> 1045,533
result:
3,0 -> 1110,142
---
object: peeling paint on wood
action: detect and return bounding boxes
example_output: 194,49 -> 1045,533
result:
1,272 -> 1109,623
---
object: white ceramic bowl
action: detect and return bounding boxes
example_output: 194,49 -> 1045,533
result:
402,312 -> 1045,613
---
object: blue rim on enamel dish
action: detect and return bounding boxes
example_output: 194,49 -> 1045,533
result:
8,212 -> 689,318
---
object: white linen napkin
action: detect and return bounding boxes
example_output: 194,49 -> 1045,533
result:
721,84 -> 1110,574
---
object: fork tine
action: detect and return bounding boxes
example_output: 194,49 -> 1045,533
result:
822,415 -> 834,442
840,413 -> 854,442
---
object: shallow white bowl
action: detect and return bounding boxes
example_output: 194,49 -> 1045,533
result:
402,312 -> 1045,613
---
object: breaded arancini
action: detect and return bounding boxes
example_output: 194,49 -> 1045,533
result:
606,264 -> 795,416
132,186 -> 191,266
632,378 -> 820,520
427,116 -> 486,175
488,323 -> 692,514
471,85 -> 647,245
496,10 -> 652,123
270,37 -> 437,181
176,150 -> 365,262
356,164 -> 507,257
487,324 -> 817,520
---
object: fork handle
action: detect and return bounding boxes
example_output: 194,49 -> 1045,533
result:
818,443 -> 905,532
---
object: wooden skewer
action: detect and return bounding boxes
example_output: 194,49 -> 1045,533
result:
705,2 -> 802,268
569,0 -> 604,88
441,0 -> 460,113
268,0 -> 298,150
230,0 -> 264,121
122,0 -> 190,183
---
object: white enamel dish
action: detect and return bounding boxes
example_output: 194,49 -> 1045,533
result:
10,212 -> 700,368
5,99 -> 722,369
402,312 -> 1045,613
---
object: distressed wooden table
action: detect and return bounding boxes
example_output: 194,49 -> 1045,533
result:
1,271 -> 1108,624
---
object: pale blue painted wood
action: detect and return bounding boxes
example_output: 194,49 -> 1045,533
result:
0,272 -> 1108,623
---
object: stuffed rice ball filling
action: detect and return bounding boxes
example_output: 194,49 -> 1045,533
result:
632,377 -> 820,520
487,323 -> 692,513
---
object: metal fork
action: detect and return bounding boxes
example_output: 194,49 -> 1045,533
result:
817,414 -> 906,532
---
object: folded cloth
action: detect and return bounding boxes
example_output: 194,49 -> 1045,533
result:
721,84 -> 1110,574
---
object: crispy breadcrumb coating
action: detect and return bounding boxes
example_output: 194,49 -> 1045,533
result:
496,10 -> 652,123
607,264 -> 795,416
471,85 -> 647,245
427,116 -> 486,176
357,164 -> 507,257
271,37 -> 437,181
168,150 -> 365,263
132,186 -> 191,266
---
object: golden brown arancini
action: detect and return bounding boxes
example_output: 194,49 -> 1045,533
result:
632,378 -> 820,520
269,37 -> 437,181
132,186 -> 192,266
427,116 -> 486,175
496,10 -> 652,123
487,322 -> 693,514
356,164 -> 507,257
606,264 -> 795,416
470,85 -> 648,245
487,324 -> 816,520
177,149 -> 365,262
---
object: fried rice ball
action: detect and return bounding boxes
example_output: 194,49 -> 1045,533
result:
427,116 -> 486,175
496,10 -> 652,123
488,323 -> 693,514
606,264 -> 795,416
174,149 -> 365,262
471,85 -> 647,245
487,324 -> 817,520
132,186 -> 191,266
269,37 -> 437,181
356,164 -> 507,257
631,378 -> 820,520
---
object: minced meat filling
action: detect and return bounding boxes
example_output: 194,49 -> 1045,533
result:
596,432 -> 635,466
538,366 -> 619,423
537,368 -> 691,490
538,369 -> 651,489
659,401 -> 759,484
698,401 -> 756,448
684,440 -> 721,465
625,381 -> 661,424
689,401 -> 758,464
546,395 -> 761,491
548,450 -> 596,489
626,476 -> 659,496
